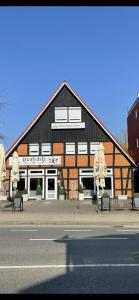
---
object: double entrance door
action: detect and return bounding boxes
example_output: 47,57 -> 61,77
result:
46,177 -> 57,200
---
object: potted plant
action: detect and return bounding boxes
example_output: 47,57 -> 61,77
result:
132,193 -> 139,210
36,180 -> 42,200
22,188 -> 28,202
58,182 -> 65,200
101,191 -> 111,211
79,184 -> 84,201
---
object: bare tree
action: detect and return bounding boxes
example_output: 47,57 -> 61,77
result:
115,130 -> 128,150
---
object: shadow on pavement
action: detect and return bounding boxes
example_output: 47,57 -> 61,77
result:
19,232 -> 139,294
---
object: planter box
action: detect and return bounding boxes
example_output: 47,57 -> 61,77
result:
22,194 -> 28,202
133,197 -> 139,210
79,193 -> 84,201
101,197 -> 111,211
0,195 -> 7,201
36,195 -> 42,200
59,194 -> 65,200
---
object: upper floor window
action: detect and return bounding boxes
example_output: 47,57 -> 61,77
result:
41,143 -> 51,155
66,143 -> 75,154
55,107 -> 81,123
136,138 -> 139,149
55,107 -> 68,123
90,142 -> 100,154
135,109 -> 138,118
29,144 -> 39,155
78,142 -> 87,154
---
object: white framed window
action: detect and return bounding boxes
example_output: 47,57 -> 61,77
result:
137,138 -> 139,149
79,168 -> 93,176
19,170 -> 27,176
106,168 -> 113,175
78,142 -> 87,154
28,169 -> 44,176
55,107 -> 81,123
41,143 -> 51,155
46,169 -> 57,175
90,142 -> 100,154
69,107 -> 81,122
55,107 -> 68,122
29,144 -> 39,155
135,109 -> 138,118
66,143 -> 75,154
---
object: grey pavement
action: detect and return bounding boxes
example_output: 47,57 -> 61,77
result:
0,199 -> 139,227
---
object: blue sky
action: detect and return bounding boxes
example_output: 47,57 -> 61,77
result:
0,6 -> 139,151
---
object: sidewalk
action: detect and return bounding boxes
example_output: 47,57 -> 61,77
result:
0,199 -> 139,227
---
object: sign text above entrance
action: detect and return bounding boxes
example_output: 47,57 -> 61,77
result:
9,156 -> 61,166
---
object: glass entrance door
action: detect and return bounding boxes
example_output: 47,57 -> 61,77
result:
46,177 -> 57,200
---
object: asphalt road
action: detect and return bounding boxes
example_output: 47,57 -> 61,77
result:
0,226 -> 139,294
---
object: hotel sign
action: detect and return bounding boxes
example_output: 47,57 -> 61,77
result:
51,122 -> 85,129
9,156 -> 61,166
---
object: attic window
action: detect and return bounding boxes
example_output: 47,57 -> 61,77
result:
55,107 -> 81,123
55,107 -> 68,122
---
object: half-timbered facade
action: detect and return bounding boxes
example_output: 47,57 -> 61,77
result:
5,81 -> 136,200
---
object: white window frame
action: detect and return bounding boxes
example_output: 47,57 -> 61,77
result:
69,107 -> 81,122
136,138 -> 139,149
28,176 -> 44,199
90,142 -> 100,154
78,142 -> 88,154
29,144 -> 39,156
46,169 -> 57,175
55,107 -> 68,123
28,169 -> 44,176
55,107 -> 82,123
135,109 -> 138,118
41,143 -> 51,155
66,143 -> 75,154
79,168 -> 94,176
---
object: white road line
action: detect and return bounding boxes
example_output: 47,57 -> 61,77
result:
11,230 -> 38,232
64,230 -> 92,232
117,230 -> 139,232
29,237 -> 128,241
0,264 -> 139,269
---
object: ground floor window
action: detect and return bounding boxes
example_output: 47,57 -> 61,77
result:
81,177 -> 94,198
17,178 -> 26,191
79,168 -> 113,198
29,177 -> 43,198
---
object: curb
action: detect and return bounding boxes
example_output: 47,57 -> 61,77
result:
0,221 -> 139,227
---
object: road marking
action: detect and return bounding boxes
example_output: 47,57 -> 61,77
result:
0,263 -> 139,269
64,230 -> 92,232
29,237 -> 128,241
11,230 -> 38,232
117,230 -> 139,232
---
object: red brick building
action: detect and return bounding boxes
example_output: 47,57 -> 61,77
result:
5,81 -> 136,200
128,94 -> 139,164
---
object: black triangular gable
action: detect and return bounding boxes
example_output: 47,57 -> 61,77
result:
21,85 -> 110,144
